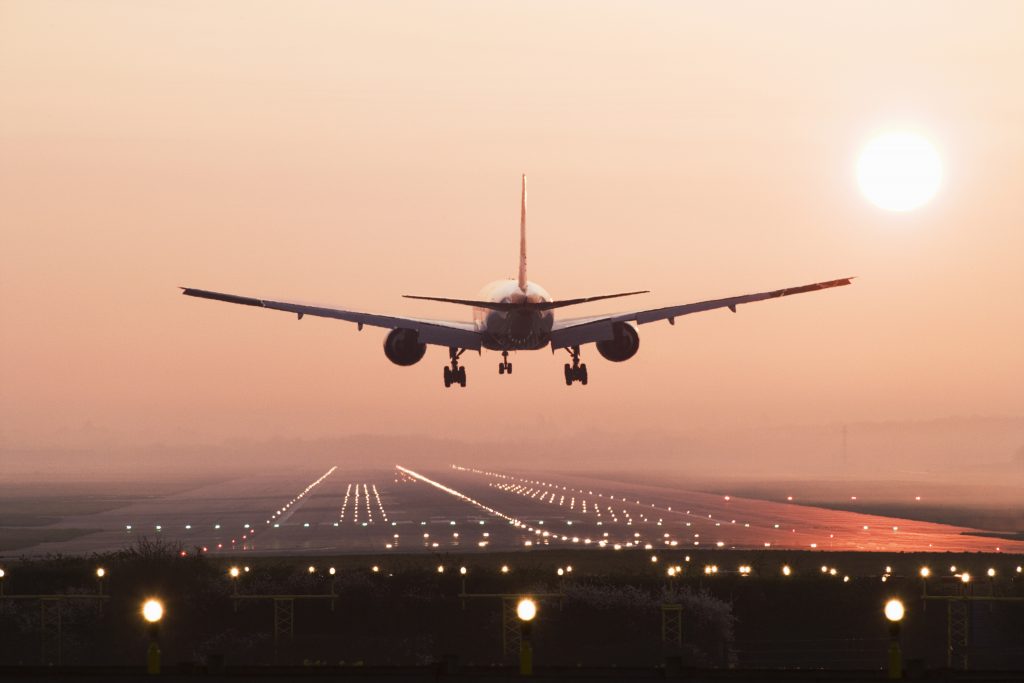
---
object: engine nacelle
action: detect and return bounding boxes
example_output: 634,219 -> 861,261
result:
383,328 -> 427,366
596,322 -> 640,362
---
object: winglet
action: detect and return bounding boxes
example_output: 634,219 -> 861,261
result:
518,174 -> 528,292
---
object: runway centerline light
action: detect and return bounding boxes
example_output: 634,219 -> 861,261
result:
142,599 -> 164,623
516,597 -> 537,622
884,598 -> 905,623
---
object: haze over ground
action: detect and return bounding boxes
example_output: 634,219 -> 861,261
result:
1,3 -> 1022,495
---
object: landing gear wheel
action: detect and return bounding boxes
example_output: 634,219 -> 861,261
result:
498,363 -> 505,375
506,363 -> 512,374
563,346 -> 588,386
444,347 -> 466,388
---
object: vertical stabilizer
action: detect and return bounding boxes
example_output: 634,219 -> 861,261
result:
518,174 -> 528,292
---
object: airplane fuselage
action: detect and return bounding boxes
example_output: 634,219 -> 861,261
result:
473,280 -> 554,351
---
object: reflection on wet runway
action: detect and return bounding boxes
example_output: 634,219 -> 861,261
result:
19,463 -> 1024,557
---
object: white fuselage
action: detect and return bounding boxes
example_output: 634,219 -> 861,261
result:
473,280 -> 554,351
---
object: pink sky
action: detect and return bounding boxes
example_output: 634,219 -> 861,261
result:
1,1 -> 1022,452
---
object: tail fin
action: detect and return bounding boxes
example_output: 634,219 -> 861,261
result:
518,173 -> 528,292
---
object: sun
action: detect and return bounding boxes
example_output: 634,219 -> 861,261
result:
856,131 -> 942,212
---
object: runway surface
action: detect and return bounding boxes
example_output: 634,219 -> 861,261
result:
11,464 -> 1024,556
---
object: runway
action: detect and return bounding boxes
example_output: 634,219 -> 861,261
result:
9,464 -> 1023,557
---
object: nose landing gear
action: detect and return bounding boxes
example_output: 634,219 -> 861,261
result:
443,347 -> 467,388
498,350 -> 512,375
563,346 -> 588,386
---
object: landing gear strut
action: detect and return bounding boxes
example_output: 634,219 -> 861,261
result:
498,350 -> 512,375
563,346 -> 588,386
443,347 -> 467,388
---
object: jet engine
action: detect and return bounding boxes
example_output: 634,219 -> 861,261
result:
383,328 -> 427,366
596,322 -> 640,362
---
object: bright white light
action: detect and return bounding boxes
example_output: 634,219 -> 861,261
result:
919,567 -> 930,578
857,131 -> 942,211
782,565 -> 792,577
516,597 -> 537,622
229,566 -> 240,578
884,598 -> 905,622
96,567 -> 106,578
142,599 -> 164,623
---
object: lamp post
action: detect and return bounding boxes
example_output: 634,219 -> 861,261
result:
142,599 -> 164,675
516,597 -> 537,676
884,598 -> 904,680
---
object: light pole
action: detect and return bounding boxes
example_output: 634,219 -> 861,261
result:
142,598 -> 164,675
884,598 -> 904,680
516,597 -> 537,676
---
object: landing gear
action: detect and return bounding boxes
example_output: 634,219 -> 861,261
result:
444,347 -> 467,388
563,346 -> 588,386
498,350 -> 512,375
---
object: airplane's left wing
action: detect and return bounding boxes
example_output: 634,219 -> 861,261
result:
181,287 -> 482,350
550,277 -> 853,349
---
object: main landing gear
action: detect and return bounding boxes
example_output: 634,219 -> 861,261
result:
443,347 -> 467,388
563,346 -> 588,386
498,350 -> 512,375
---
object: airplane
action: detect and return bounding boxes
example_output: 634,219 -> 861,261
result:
182,175 -> 852,388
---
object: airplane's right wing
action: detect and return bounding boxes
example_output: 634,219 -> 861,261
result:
181,287 -> 482,349
549,277 -> 853,349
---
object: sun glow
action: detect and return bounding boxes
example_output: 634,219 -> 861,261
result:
857,132 -> 942,212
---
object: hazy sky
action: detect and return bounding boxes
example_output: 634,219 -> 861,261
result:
1,1 -> 1022,451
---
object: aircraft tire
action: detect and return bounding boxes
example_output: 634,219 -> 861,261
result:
580,364 -> 588,385
443,367 -> 452,388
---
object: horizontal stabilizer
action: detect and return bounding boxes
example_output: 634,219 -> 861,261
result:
403,290 -> 649,312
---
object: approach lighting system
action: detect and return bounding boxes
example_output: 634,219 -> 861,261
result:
229,566 -> 240,578
884,599 -> 905,623
919,567 -> 930,578
987,568 -> 996,578
782,565 -> 792,576
516,597 -> 537,622
307,565 -> 316,574
96,567 -> 106,578
961,572 -> 972,584
142,599 -> 164,624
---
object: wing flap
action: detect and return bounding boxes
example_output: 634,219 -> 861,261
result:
181,287 -> 482,350
551,277 -> 852,348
